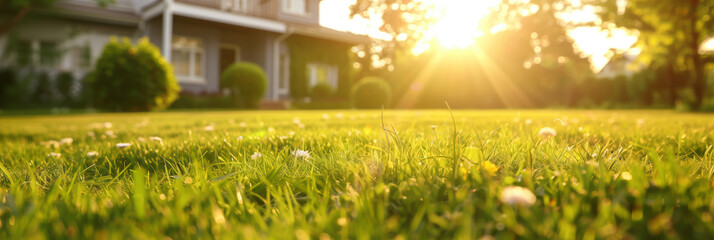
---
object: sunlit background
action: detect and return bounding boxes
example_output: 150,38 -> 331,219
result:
320,0 -> 638,71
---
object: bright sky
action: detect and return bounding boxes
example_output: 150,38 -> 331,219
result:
319,0 -> 638,72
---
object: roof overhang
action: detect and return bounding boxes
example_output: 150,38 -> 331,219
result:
290,24 -> 371,45
171,2 -> 286,33
48,2 -> 141,26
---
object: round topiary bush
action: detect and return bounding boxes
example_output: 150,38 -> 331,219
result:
351,76 -> 392,109
310,83 -> 334,100
85,37 -> 180,111
220,62 -> 267,108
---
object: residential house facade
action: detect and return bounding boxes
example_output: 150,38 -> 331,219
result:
0,0 -> 369,104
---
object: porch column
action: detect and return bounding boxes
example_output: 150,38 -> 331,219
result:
162,0 -> 174,60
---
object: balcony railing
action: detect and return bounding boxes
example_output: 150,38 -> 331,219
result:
176,0 -> 278,19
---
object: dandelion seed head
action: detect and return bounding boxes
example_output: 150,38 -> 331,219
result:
116,143 -> 131,149
292,149 -> 310,159
538,127 -> 557,139
87,151 -> 98,157
500,186 -> 536,207
60,138 -> 73,145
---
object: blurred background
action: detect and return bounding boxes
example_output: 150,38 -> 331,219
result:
1,0 -> 713,112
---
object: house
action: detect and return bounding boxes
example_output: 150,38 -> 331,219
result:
0,0 -> 369,104
596,52 -> 641,79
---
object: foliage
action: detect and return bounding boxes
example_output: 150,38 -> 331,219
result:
586,0 -> 714,109
1,110 -> 714,238
220,62 -> 267,109
351,76 -> 391,109
55,71 -> 74,102
31,71 -> 52,103
0,0 -> 55,35
85,37 -> 180,111
350,0 -> 592,108
170,93 -> 236,109
0,68 -> 16,106
309,83 -> 335,100
286,36 -> 354,100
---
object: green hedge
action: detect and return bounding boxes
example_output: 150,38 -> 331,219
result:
85,37 -> 180,111
351,76 -> 392,109
220,62 -> 267,109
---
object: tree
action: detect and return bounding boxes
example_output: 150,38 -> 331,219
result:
1,0 -> 111,36
350,0 -> 592,108
587,0 -> 714,109
0,0 -> 56,36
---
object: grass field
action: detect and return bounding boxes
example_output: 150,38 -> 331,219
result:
1,110 -> 714,239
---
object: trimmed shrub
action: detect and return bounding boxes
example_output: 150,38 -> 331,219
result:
310,83 -> 334,100
351,77 -> 392,109
56,71 -> 74,102
220,62 -> 267,108
0,68 -> 16,106
170,92 -> 235,109
86,37 -> 180,111
32,72 -> 52,103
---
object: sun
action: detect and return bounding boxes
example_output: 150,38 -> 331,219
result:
432,0 -> 499,49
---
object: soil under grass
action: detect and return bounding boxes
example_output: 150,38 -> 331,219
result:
0,110 -> 713,239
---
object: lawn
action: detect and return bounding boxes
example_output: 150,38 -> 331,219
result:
1,110 -> 713,239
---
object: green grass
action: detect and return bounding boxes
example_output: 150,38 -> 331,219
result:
1,110 -> 713,239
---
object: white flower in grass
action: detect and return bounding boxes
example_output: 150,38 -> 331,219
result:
204,125 -> 215,131
251,152 -> 262,160
116,143 -> 131,149
236,136 -> 243,141
149,136 -> 163,143
525,119 -> 533,125
500,186 -> 536,207
292,150 -> 310,159
293,117 -> 302,125
538,127 -> 557,139
322,113 -> 330,121
49,152 -> 62,158
45,140 -> 60,148
636,118 -> 645,128
105,130 -> 116,138
137,137 -> 146,142
239,122 -> 248,128
335,113 -> 344,119
104,122 -> 113,129
87,151 -> 98,157
431,125 -> 437,130
60,138 -> 73,145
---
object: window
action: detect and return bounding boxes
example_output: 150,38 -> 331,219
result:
15,40 -> 33,66
11,39 -> 60,68
39,41 -> 60,67
172,36 -> 205,83
281,0 -> 306,15
71,43 -> 92,70
307,63 -> 338,89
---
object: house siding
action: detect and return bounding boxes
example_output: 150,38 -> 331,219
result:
146,15 -> 278,94
276,0 -> 320,26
